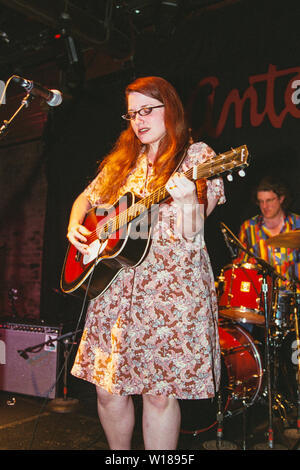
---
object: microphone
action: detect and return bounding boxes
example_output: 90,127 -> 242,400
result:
13,75 -> 63,107
221,225 -> 238,259
17,349 -> 29,360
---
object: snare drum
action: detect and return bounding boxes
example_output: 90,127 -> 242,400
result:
218,263 -> 271,325
180,322 -> 263,434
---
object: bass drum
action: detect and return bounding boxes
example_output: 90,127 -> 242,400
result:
180,322 -> 263,434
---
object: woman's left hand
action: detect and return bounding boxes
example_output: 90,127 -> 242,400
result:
166,173 -> 204,239
166,173 -> 198,207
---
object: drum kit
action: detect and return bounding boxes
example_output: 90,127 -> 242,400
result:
217,223 -> 300,449
182,224 -> 300,450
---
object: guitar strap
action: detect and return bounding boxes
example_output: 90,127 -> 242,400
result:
171,142 -> 190,176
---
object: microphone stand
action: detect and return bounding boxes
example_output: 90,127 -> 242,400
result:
220,222 -> 288,450
0,92 -> 33,139
47,332 -> 80,414
18,329 -> 82,413
201,224 -> 242,451
202,386 -> 238,450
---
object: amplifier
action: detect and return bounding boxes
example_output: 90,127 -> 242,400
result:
0,319 -> 62,399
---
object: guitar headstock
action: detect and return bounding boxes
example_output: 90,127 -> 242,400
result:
195,145 -> 250,181
220,145 -> 249,181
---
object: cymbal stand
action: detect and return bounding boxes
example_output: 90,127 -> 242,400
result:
293,284 -> 300,436
283,281 -> 300,448
261,270 -> 274,448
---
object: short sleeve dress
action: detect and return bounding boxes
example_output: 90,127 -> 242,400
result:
71,142 -> 226,399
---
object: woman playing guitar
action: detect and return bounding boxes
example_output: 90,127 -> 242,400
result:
66,76 -> 226,450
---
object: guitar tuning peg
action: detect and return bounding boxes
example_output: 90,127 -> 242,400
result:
238,169 -> 246,177
226,172 -> 233,182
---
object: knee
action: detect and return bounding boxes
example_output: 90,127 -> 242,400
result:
96,386 -> 130,410
143,395 -> 174,412
96,387 -> 111,405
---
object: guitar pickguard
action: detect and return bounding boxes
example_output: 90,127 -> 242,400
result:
82,239 -> 108,265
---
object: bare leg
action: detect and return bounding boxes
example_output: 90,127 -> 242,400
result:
96,386 -> 135,450
142,395 -> 181,450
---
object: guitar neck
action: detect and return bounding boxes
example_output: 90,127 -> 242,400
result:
101,145 -> 249,235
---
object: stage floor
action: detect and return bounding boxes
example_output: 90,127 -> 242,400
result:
0,384 -> 298,451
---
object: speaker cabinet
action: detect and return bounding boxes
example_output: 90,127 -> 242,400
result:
0,319 -> 62,399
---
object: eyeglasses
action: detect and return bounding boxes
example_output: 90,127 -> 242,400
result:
122,105 -> 164,121
257,197 -> 279,206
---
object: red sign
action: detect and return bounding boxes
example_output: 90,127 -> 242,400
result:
189,64 -> 300,137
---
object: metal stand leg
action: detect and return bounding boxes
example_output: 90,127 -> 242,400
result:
283,289 -> 300,444
47,337 -> 79,413
216,390 -> 224,449
254,274 -> 288,450
202,389 -> 238,450
242,389 -> 248,450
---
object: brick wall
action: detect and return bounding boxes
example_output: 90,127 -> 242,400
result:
0,140 -> 47,319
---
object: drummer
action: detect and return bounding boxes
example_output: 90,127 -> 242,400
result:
235,175 -> 300,289
232,175 -> 300,333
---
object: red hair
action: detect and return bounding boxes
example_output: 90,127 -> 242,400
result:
97,76 -> 189,203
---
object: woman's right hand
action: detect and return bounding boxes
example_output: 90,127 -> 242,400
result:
67,193 -> 93,255
67,223 -> 92,255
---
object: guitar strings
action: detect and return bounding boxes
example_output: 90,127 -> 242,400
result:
83,150 -> 242,244
84,155 -> 228,243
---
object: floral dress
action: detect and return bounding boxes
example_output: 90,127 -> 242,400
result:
71,142 -> 226,399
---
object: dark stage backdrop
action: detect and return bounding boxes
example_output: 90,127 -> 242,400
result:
40,0 -> 300,324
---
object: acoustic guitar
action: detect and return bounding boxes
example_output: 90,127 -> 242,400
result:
60,145 -> 249,300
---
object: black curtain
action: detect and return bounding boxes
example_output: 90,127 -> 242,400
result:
40,71 -> 134,324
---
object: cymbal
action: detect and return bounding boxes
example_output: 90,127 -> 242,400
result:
266,230 -> 300,249
219,307 -> 265,325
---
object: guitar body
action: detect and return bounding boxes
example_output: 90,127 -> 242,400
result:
60,192 -> 152,300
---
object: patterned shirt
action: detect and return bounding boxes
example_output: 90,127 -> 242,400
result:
236,213 -> 300,290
